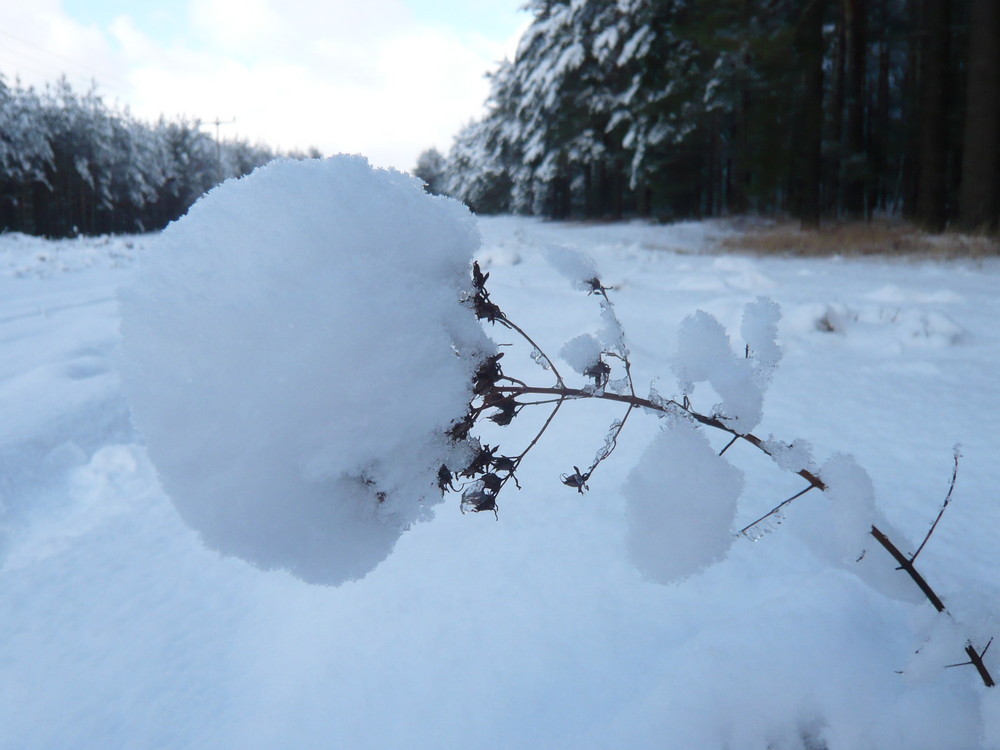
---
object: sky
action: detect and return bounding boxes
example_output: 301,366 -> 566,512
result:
0,0 -> 529,170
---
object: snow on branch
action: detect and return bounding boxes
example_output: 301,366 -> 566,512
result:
119,156 -> 993,692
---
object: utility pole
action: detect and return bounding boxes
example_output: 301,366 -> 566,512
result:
203,116 -> 235,183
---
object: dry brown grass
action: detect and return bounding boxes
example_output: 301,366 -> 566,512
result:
720,219 -> 1000,259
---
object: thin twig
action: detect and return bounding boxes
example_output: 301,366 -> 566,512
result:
739,485 -> 816,536
582,315 -> 636,481
719,435 -> 740,456
499,374 -> 530,388
499,317 -> 565,386
910,448 -> 961,563
583,404 -> 635,481
512,396 -> 567,467
515,397 -> 569,407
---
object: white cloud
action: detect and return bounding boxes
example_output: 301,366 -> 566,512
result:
107,16 -> 151,61
0,0 -> 527,170
188,0 -> 285,53
0,0 -> 124,96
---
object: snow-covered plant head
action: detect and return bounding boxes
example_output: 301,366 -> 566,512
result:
119,155 -> 993,688
119,156 -> 495,584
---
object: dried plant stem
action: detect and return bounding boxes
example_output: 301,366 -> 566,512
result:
868,526 -> 946,613
964,641 -> 996,688
498,318 -> 565,386
739,485 -> 816,536
911,448 -> 961,563
471,273 -> 992,688
582,403 -> 634,482
513,396 -> 567,467
489,383 -> 993,688
494,384 -> 827,491
718,435 -> 740,456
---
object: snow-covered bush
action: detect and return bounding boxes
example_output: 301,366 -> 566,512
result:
119,155 -> 993,690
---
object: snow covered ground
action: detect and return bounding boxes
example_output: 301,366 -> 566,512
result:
2,203 -> 1000,748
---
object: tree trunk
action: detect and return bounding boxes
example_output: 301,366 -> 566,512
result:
901,0 -> 922,218
730,88 -> 751,214
870,11 -> 890,214
843,0 -> 869,217
917,0 -> 950,231
796,0 -> 827,228
957,0 -> 1000,231
704,114 -> 717,217
829,4 -> 847,214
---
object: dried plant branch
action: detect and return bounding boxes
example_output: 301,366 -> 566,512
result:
969,641 -> 996,688
910,447 -> 961,563
719,435 -> 740,457
868,526 -> 946,612
581,404 -> 634,483
492,384 -> 828,492
946,640 -> 996,688
455,263 -> 995,689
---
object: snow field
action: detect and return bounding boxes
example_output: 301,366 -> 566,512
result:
1,163 -> 999,748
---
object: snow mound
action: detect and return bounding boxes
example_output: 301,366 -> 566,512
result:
812,303 -> 964,348
3,445 -> 153,572
118,156 -> 494,584
474,246 -> 522,268
712,256 -> 778,291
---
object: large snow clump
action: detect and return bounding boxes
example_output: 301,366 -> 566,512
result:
624,420 -> 744,583
118,156 -> 494,584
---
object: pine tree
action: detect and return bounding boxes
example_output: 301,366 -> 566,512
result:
437,0 -> 989,232
957,0 -> 1000,230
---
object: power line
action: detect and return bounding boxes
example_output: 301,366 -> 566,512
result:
0,28 -> 135,97
0,60 -> 131,103
0,56 -> 103,92
0,28 -> 134,89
